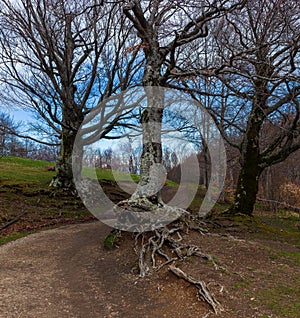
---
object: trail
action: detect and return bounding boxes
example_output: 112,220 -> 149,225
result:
0,222 -> 165,318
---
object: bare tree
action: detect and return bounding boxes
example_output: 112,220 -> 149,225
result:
0,0 -> 140,190
122,0 -> 245,208
188,0 -> 300,215
113,4 -> 245,303
0,112 -> 22,156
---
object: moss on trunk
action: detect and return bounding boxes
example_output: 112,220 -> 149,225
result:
229,103 -> 265,216
50,129 -> 82,192
131,87 -> 164,204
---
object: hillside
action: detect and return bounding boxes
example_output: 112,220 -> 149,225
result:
0,156 -> 208,242
0,156 -> 129,243
0,156 -> 300,317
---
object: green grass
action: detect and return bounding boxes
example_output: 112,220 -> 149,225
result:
82,166 -> 178,187
0,156 -> 179,189
259,284 -> 300,318
82,166 -> 140,182
0,156 -> 53,168
0,156 -> 55,186
0,156 -> 179,195
0,231 -> 37,245
259,215 -> 300,232
0,156 -> 179,221
274,250 -> 300,266
257,215 -> 300,246
0,157 -> 93,244
233,280 -> 251,289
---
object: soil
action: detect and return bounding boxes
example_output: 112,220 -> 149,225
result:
1,180 -> 300,317
1,219 -> 300,318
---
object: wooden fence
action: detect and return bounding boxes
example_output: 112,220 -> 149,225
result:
255,197 -> 300,218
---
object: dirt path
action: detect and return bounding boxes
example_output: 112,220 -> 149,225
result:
0,222 -> 213,318
0,222 -> 160,318
1,221 -> 300,318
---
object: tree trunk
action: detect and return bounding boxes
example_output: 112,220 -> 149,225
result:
131,86 -> 164,205
232,155 -> 262,216
202,138 -> 210,189
229,105 -> 265,216
50,116 -> 83,192
129,44 -> 166,205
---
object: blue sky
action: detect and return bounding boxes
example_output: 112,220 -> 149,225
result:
0,103 -> 33,123
12,109 -> 33,123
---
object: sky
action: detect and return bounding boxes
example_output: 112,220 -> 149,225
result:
11,109 -> 33,123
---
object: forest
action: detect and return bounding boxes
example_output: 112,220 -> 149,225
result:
0,1 -> 300,317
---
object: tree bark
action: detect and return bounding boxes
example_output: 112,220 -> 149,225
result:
131,86 -> 164,204
229,104 -> 265,216
232,155 -> 262,216
129,41 -> 166,205
50,112 -> 83,191
49,131 -> 76,190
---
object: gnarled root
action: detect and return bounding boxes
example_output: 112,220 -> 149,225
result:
133,216 -> 224,315
169,266 -> 224,315
114,198 -> 188,232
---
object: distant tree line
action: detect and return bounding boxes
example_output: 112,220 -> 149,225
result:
0,112 -> 58,161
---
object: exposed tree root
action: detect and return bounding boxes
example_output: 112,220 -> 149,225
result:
131,215 -> 225,315
0,211 -> 28,231
114,198 -> 188,232
169,266 -> 224,315
108,197 -> 226,314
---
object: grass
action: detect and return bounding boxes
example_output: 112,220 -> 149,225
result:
277,250 -> 300,265
0,156 -> 137,185
0,156 -> 177,186
0,231 -> 37,245
259,215 -> 299,232
1,156 -> 300,318
82,166 -> 140,182
0,156 -> 55,186
0,156 -> 181,246
233,280 -> 250,289
82,166 -> 178,187
0,156 -> 92,243
269,249 -> 300,266
256,215 -> 300,246
1,156 -> 299,247
259,284 -> 300,318
0,156 -> 53,168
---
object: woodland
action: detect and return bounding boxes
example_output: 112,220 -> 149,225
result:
0,1 -> 299,317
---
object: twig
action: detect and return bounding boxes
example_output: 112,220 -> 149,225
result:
0,211 -> 28,231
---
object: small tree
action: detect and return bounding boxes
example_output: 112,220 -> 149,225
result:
0,112 -> 21,156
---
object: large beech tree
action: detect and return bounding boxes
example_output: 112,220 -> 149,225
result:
0,0 -> 139,190
122,0 -> 245,207
188,0 -> 300,215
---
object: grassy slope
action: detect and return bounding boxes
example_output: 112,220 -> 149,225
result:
0,156 -> 299,245
0,157 -> 81,243
0,156 -> 178,244
0,156 -> 141,185
0,156 -> 55,185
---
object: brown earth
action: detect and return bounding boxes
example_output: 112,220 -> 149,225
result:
1,219 -> 300,318
1,179 -> 300,317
